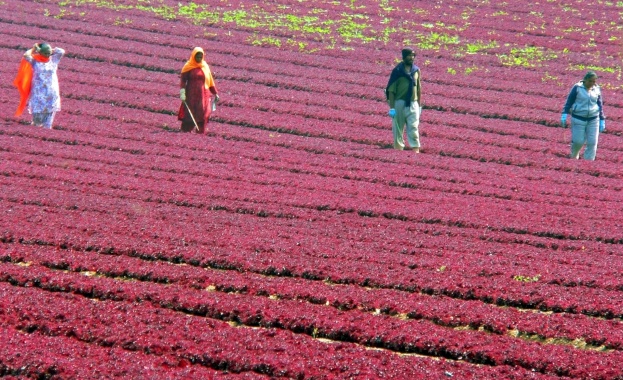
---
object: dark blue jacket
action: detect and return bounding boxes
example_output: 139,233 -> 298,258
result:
386,62 -> 419,106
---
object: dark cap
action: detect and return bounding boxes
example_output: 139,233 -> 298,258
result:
402,48 -> 415,59
38,42 -> 52,55
583,71 -> 597,81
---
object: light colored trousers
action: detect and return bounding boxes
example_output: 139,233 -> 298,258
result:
392,99 -> 420,150
33,112 -> 56,129
570,116 -> 599,160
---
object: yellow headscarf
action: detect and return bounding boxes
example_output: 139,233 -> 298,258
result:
181,47 -> 214,89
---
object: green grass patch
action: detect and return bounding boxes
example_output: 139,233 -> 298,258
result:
498,45 -> 558,67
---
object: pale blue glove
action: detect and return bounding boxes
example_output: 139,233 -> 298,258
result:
419,106 -> 423,116
560,114 -> 567,127
388,108 -> 396,118
599,119 -> 605,132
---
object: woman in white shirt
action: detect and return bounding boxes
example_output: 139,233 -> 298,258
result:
15,42 -> 65,129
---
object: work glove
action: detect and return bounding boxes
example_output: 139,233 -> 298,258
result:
560,114 -> 567,128
599,119 -> 606,132
180,88 -> 186,102
388,108 -> 396,118
419,106 -> 423,116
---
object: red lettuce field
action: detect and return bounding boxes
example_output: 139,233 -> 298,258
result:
1,0 -> 623,378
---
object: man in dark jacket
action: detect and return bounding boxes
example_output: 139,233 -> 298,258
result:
386,48 -> 422,152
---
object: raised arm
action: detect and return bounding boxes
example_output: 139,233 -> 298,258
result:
22,44 -> 37,62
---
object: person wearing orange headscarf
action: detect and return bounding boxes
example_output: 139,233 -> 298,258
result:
14,43 -> 65,129
178,47 -> 219,134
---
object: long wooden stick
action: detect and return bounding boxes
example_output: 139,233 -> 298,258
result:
183,100 -> 199,132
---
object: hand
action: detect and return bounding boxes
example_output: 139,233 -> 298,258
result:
599,119 -> 605,132
560,114 -> 567,128
388,108 -> 396,118
180,88 -> 186,101
215,94 -> 220,102
419,106 -> 423,116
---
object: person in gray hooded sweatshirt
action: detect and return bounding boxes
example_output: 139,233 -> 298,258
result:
561,71 -> 605,160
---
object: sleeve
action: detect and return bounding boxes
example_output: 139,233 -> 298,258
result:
180,71 -> 189,88
562,85 -> 578,114
51,48 -> 65,63
23,49 -> 34,64
597,92 -> 605,120
387,80 -> 397,95
209,73 -> 218,95
207,71 -> 216,89
385,67 -> 399,99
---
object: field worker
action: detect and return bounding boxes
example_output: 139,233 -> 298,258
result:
386,47 -> 422,153
178,47 -> 219,134
14,42 -> 65,129
561,71 -> 605,160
